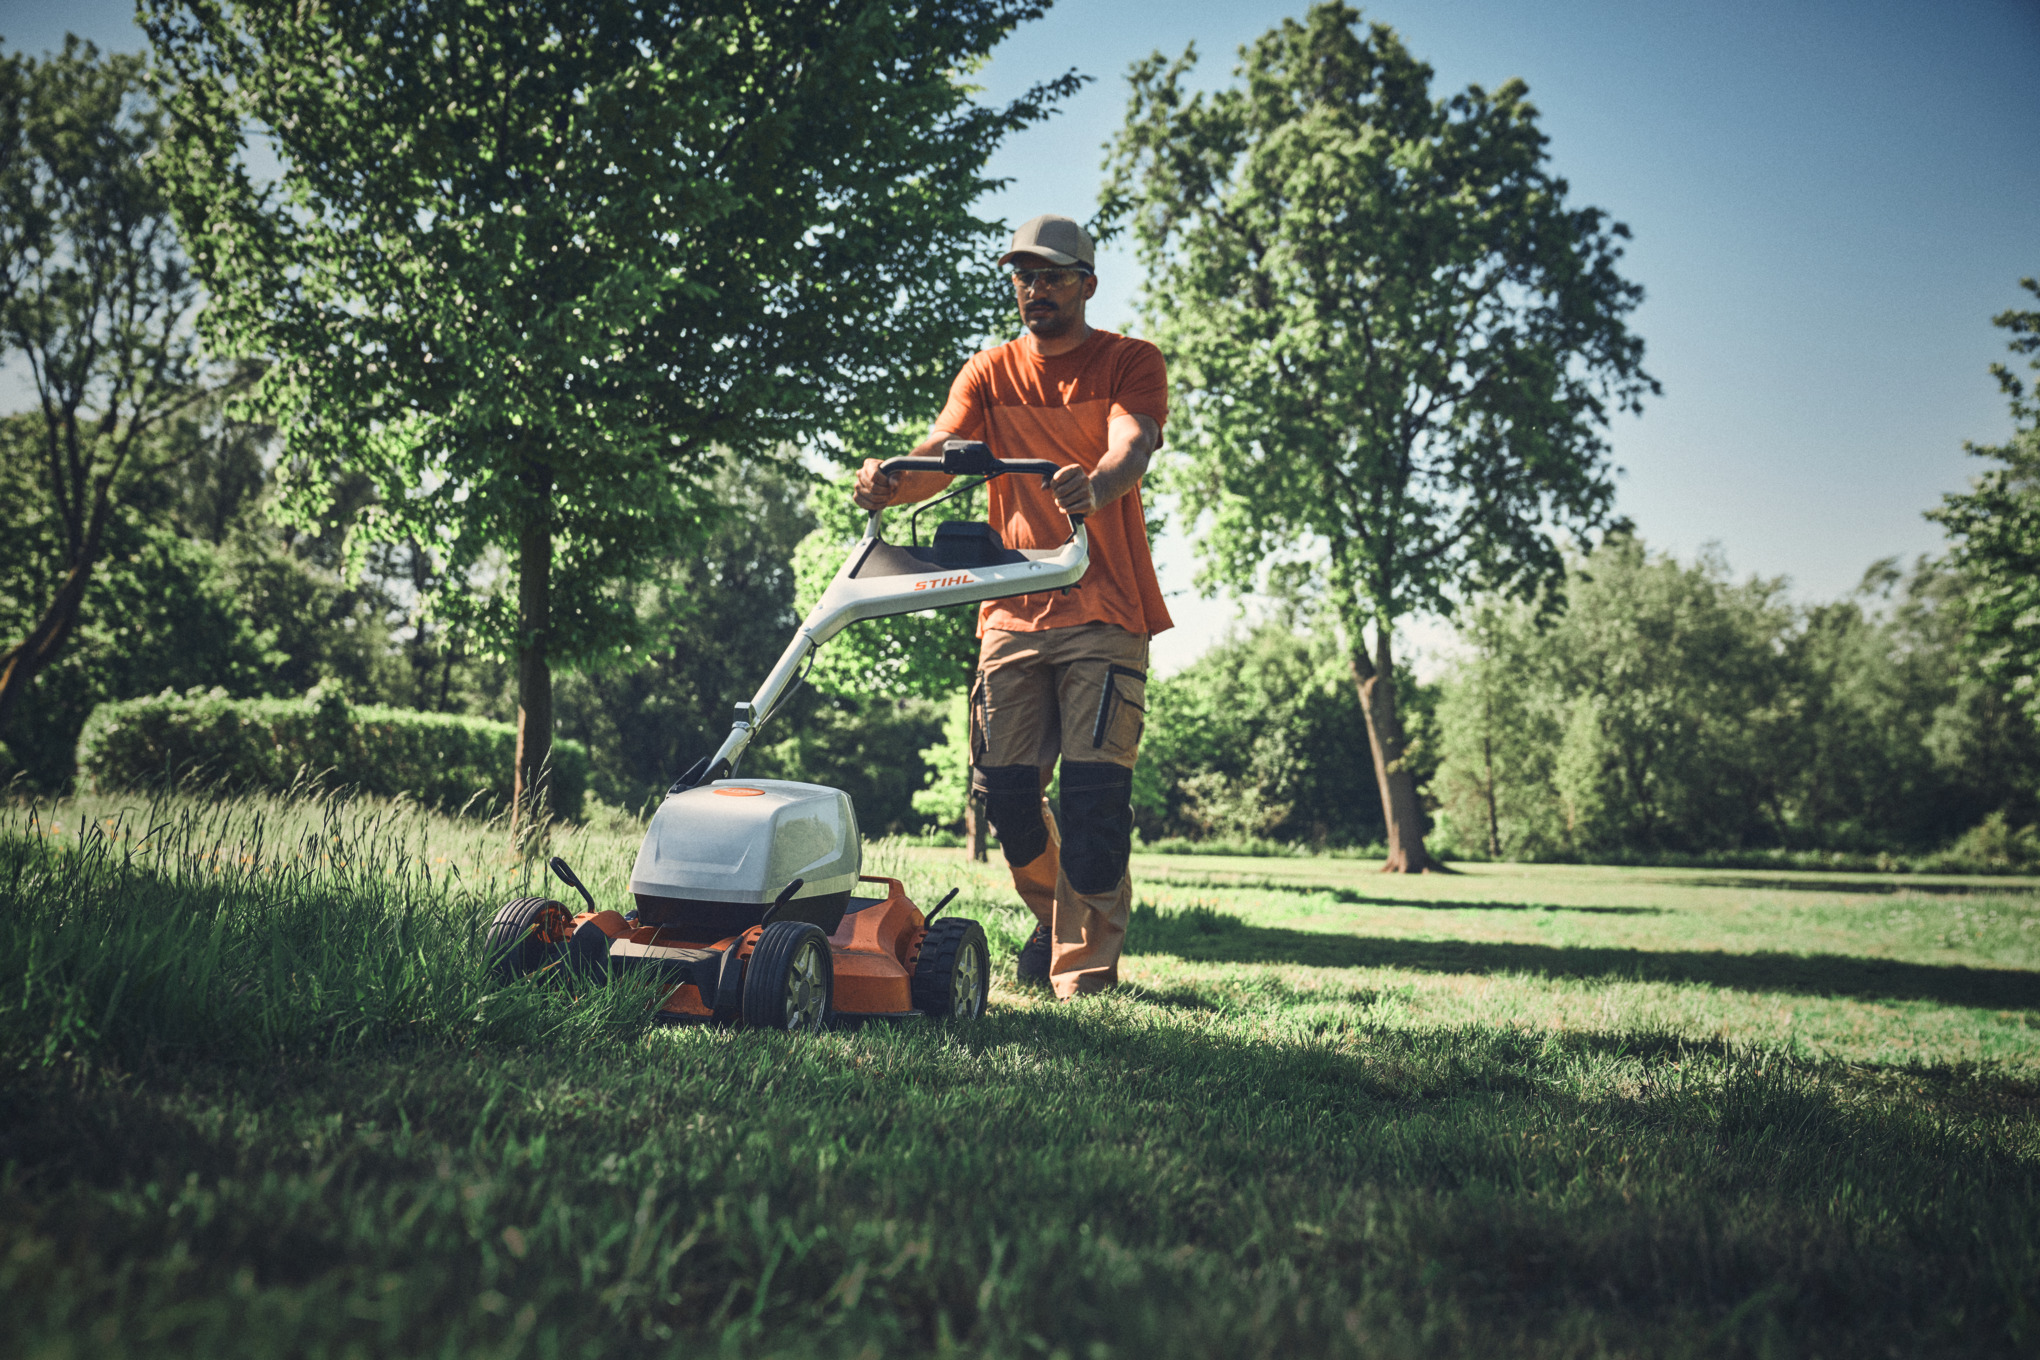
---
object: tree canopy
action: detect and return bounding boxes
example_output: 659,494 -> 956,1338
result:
146,0 -> 1075,822
1930,276 -> 2040,726
1102,2 -> 1654,869
0,39 -> 225,747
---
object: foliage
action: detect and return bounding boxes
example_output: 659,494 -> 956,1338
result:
1930,276 -> 2040,724
750,695 -> 946,837
76,687 -> 588,819
3,791 -> 2038,1356
0,403 -> 465,788
551,459 -> 818,810
548,459 -> 945,831
912,692 -> 974,831
1101,3 -> 1654,869
147,0 -> 1078,812
1935,812 -> 2040,873
1138,618 -> 1436,847
792,469 -> 983,701
1430,540 -> 2040,860
0,38 -> 228,741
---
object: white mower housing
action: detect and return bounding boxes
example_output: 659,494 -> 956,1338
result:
629,780 -> 861,932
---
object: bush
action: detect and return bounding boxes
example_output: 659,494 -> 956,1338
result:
74,684 -> 587,819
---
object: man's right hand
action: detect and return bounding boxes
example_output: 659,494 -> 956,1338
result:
853,458 -> 900,510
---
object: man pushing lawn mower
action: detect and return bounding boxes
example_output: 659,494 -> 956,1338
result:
855,214 -> 1171,1000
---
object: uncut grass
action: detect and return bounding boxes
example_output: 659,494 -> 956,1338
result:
2,794 -> 2037,1357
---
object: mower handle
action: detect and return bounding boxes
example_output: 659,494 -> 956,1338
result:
880,440 -> 1059,482
874,440 -> 1084,532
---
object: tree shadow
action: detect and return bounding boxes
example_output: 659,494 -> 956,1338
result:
1130,909 -> 2040,1011
1144,874 -> 1661,913
1331,894 -> 1661,915
1637,875 -> 2036,897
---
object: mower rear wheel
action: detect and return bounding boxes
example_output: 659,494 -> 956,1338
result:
741,921 -> 833,1033
486,897 -> 572,982
912,918 -> 989,1020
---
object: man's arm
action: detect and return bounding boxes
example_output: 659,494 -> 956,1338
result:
853,428 -> 956,510
1049,412 -> 1159,517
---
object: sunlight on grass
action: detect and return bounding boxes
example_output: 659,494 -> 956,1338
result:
3,792 -> 2036,1357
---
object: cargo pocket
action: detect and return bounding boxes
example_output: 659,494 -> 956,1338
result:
1089,664 -> 1147,763
968,667 -> 988,774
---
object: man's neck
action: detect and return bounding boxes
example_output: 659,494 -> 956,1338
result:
1024,321 -> 1094,358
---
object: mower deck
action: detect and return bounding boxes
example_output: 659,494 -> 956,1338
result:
568,875 -> 929,1019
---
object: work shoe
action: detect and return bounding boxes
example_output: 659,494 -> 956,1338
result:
1016,923 -> 1051,986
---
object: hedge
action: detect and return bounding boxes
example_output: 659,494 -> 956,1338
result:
75,686 -> 587,820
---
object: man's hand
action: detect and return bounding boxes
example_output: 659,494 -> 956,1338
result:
1050,464 -> 1096,517
853,458 -> 901,510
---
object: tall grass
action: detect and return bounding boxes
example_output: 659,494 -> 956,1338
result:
0,790 -> 669,1070
3,790 -> 2037,1357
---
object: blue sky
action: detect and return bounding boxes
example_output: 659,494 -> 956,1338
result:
6,0 -> 2036,673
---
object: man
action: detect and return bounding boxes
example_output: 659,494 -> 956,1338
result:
854,214 -> 1170,999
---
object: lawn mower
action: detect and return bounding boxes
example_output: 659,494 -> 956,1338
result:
485,442 -> 1087,1031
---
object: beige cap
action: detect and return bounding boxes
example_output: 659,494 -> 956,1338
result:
998,214 -> 1095,270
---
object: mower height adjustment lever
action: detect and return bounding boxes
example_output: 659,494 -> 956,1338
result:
547,856 -> 598,915
758,877 -> 805,927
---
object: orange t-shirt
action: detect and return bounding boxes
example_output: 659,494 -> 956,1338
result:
934,329 -> 1174,637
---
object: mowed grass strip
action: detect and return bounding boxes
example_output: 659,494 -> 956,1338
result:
2,794 -> 2037,1358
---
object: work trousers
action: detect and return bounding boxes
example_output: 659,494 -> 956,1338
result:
971,623 -> 1148,998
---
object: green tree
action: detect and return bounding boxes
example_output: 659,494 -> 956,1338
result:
793,471 -> 984,703
1430,598 -> 1556,859
793,467 -> 990,851
1102,3 -> 1655,871
1930,277 -> 2040,725
0,414 -> 281,785
146,0 -> 1075,828
1429,542 -> 2034,861
1137,617 -> 1411,848
0,39 -> 227,750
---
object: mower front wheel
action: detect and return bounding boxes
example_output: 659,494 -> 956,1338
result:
486,897 -> 572,982
742,921 -> 833,1033
912,918 -> 989,1020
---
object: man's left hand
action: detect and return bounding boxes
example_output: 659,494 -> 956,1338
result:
1050,464 -> 1096,517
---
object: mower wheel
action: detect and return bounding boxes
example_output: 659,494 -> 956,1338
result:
486,897 -> 572,982
912,918 -> 989,1020
741,921 -> 833,1033
568,919 -> 612,985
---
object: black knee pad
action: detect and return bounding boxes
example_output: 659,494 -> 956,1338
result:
1059,762 -> 1133,894
978,763 -> 1048,868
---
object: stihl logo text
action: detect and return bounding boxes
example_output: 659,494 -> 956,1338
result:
913,574 -> 976,590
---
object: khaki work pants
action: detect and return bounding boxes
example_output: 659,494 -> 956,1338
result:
972,623 -> 1149,998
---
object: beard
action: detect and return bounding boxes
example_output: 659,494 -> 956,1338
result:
1022,302 -> 1077,338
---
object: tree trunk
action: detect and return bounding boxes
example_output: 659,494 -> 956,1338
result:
513,463 -> 554,838
1482,729 -> 1502,859
1347,625 -> 1445,873
967,791 -> 988,862
964,656 -> 987,861
0,552 -> 99,742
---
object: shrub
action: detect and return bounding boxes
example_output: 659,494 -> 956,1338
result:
74,684 -> 586,819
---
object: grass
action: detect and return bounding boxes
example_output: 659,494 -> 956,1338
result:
3,790 -> 2038,1358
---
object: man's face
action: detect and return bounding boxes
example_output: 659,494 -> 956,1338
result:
1010,253 -> 1097,339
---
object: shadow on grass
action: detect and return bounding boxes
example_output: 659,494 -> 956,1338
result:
1144,875 -> 1664,914
1332,895 -> 1662,915
1130,906 -> 2040,1011
1638,875 -> 2039,898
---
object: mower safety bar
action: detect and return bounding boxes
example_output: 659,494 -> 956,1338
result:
880,440 -> 1059,481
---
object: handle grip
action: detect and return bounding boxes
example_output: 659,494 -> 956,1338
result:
880,440 -> 1058,481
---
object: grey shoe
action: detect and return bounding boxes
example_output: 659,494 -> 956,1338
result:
1016,923 -> 1051,986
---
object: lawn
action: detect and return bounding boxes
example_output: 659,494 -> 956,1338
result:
3,791 -> 2037,1357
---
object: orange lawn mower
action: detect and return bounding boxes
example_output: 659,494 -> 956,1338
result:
485,443 -> 1088,1031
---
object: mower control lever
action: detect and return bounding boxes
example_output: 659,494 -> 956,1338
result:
547,856 -> 599,915
758,877 -> 805,927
